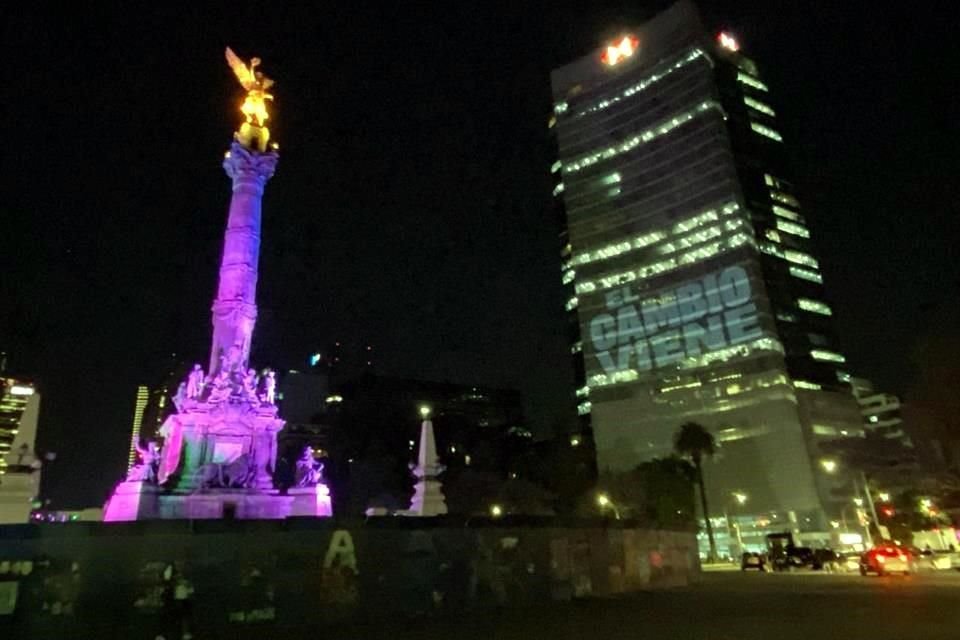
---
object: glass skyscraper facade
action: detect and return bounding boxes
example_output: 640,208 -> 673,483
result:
0,377 -> 39,473
0,377 -> 41,524
550,0 -> 863,533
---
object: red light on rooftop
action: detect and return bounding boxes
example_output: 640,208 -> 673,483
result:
718,32 -> 740,52
601,35 -> 639,66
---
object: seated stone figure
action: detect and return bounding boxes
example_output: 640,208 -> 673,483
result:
294,446 -> 324,487
126,441 -> 161,483
196,454 -> 255,490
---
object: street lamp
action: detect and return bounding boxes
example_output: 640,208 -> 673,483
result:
490,504 -> 503,518
726,492 -> 748,558
419,405 -> 431,419
878,492 -> 890,502
853,497 -> 863,507
597,493 -> 621,520
820,458 -> 838,474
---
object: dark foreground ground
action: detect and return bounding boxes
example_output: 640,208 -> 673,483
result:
12,570 -> 960,639
341,571 -> 960,640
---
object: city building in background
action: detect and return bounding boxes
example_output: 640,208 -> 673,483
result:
0,377 -> 42,523
280,364 -> 331,425
549,0 -> 863,541
851,377 -> 910,446
125,386 -> 150,469
334,374 -> 528,467
276,370 -> 531,512
123,357 -> 186,469
315,374 -> 527,465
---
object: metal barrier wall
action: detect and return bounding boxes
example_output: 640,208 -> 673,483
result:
0,518 -> 699,638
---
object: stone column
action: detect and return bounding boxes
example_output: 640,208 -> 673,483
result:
209,142 -> 279,374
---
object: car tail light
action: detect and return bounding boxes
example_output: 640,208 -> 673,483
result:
877,555 -> 886,563
899,554 -> 907,562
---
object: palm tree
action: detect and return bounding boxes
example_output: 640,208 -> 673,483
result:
674,422 -> 718,562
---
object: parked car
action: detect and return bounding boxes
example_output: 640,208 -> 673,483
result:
860,545 -> 911,576
838,552 -> 862,573
741,552 -> 767,571
766,532 -> 815,571
905,547 -> 953,571
812,548 -> 842,571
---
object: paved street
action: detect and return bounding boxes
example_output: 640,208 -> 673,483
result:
343,571 -> 960,640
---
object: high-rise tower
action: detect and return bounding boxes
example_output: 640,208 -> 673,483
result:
0,377 -> 41,523
550,1 -> 862,536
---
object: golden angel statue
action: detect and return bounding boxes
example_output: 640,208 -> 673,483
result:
225,47 -> 276,152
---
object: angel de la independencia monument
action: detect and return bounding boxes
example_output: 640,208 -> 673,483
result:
104,49 -> 332,521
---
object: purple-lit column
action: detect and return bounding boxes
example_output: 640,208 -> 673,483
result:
209,142 -> 279,374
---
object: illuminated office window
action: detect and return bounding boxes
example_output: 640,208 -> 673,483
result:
601,172 -> 621,185
574,47 -> 708,119
798,298 -> 833,316
789,266 -> 822,283
751,121 -> 783,142
563,101 -> 725,174
772,205 -> 801,222
810,349 -> 846,363
744,96 -> 775,116
759,243 -> 819,268
776,220 -> 809,238
770,191 -> 800,208
737,71 -> 768,92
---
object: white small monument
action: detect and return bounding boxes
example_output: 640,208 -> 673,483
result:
402,406 -> 447,516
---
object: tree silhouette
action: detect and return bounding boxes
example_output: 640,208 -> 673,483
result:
674,422 -> 718,561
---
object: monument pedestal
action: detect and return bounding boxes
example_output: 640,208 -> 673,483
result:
287,484 -> 333,517
103,481 -> 159,522
105,484 -> 333,521
405,479 -> 447,517
143,485 -> 332,520
157,490 -> 291,520
159,399 -> 284,494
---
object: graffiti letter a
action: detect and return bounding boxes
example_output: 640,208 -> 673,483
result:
323,530 -> 357,572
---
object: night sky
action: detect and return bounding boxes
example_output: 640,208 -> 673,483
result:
2,3 -> 957,508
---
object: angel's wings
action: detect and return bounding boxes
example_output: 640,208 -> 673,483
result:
225,46 -> 257,91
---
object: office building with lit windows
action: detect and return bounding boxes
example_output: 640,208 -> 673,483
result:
124,357 -> 186,469
126,385 -> 150,469
851,377 -> 910,446
550,0 -> 862,537
1,377 -> 42,523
